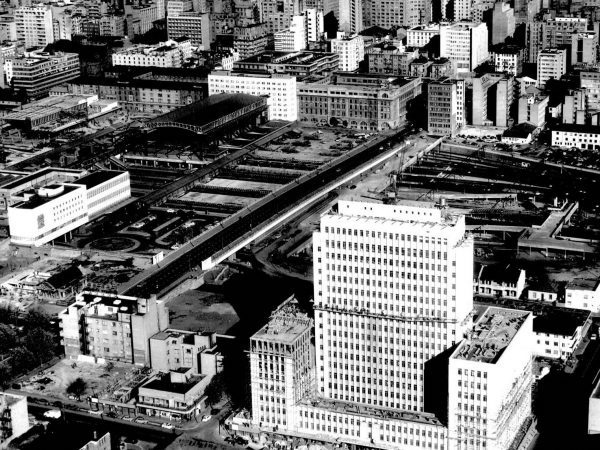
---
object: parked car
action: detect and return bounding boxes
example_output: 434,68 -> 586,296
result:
201,415 -> 212,422
135,417 -> 148,424
161,423 -> 175,430
123,416 -> 135,422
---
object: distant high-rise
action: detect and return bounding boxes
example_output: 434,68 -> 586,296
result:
337,0 -> 363,33
15,5 -> 54,49
440,22 -> 489,73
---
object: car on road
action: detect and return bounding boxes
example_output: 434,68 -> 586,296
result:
123,416 -> 135,422
161,423 -> 175,429
44,410 -> 61,419
88,410 -> 103,416
201,415 -> 212,422
135,417 -> 148,424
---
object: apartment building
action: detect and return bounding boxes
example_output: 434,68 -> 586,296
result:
492,44 -> 524,76
337,0 -> 362,33
571,32 -> 598,65
527,17 -> 588,63
366,42 -> 418,76
15,5 -> 54,49
537,48 -> 567,88
565,277 -> 600,311
233,24 -> 270,59
0,393 -> 30,449
330,33 -> 364,71
235,200 -> 534,450
297,72 -> 421,131
4,50 -> 80,99
7,170 -> 130,246
440,22 -> 489,73
428,77 -> 465,136
112,38 -> 192,68
468,72 -> 514,128
125,2 -> 163,36
274,16 -> 306,52
208,71 -> 297,121
167,12 -> 211,48
303,8 -> 323,43
533,308 -> 589,359
489,2 -> 515,45
59,291 -> 169,365
448,307 -> 533,450
518,92 -> 548,127
259,0 -> 296,34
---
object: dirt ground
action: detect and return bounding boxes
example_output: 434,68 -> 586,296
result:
167,289 -> 240,335
20,359 -> 137,401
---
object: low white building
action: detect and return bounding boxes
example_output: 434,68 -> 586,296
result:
330,32 -> 364,72
565,278 -> 600,312
528,280 -> 561,302
112,38 -> 192,68
474,263 -> 526,299
208,71 -> 297,121
7,171 -> 130,246
406,24 -> 440,48
551,124 -> 600,150
533,308 -> 589,360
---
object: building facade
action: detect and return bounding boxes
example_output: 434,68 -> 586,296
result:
112,39 -> 192,68
551,124 -> 600,150
428,77 -> 465,136
439,22 -> 489,73
167,12 -> 211,48
297,72 -> 421,130
15,5 -> 54,49
0,393 -> 30,449
330,33 -> 364,72
366,41 -> 417,76
518,93 -> 548,127
208,71 -> 297,121
59,291 -> 169,365
5,50 -> 80,99
537,48 -> 567,88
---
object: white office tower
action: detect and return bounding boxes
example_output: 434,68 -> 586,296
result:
314,200 -> 474,412
250,296 -> 314,429
242,200 -> 534,450
448,307 -> 533,450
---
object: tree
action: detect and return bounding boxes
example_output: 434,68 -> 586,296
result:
0,363 -> 11,389
324,12 -> 339,39
0,324 -> 17,349
24,328 -> 56,360
11,347 -> 36,375
204,372 -> 226,406
66,378 -> 87,400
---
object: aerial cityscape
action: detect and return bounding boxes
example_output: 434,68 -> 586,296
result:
0,0 -> 599,449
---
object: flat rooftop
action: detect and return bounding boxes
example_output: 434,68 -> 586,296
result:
141,374 -> 205,394
454,307 -> 529,363
79,292 -> 140,315
237,51 -> 336,65
11,184 -> 81,209
1,168 -> 82,191
75,171 -> 124,189
566,278 -> 600,291
252,297 -> 311,345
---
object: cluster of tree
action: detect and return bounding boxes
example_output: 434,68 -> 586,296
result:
0,306 -> 60,388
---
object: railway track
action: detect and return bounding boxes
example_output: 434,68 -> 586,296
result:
122,128 -> 413,298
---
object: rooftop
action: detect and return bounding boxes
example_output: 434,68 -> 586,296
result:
533,308 -> 589,337
176,93 -> 265,127
553,123 -> 600,135
74,171 -> 125,189
566,278 -> 600,291
1,168 -> 82,191
141,373 -> 205,394
252,296 -> 312,345
503,123 -> 538,138
236,51 -> 336,66
476,263 -> 523,285
454,307 -> 530,363
79,291 -> 142,315
11,184 -> 82,210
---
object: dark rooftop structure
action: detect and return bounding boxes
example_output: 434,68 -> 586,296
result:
46,265 -> 83,290
476,263 -> 524,285
553,123 -> 600,134
176,93 -> 265,127
566,278 -> 600,291
74,170 -> 124,189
